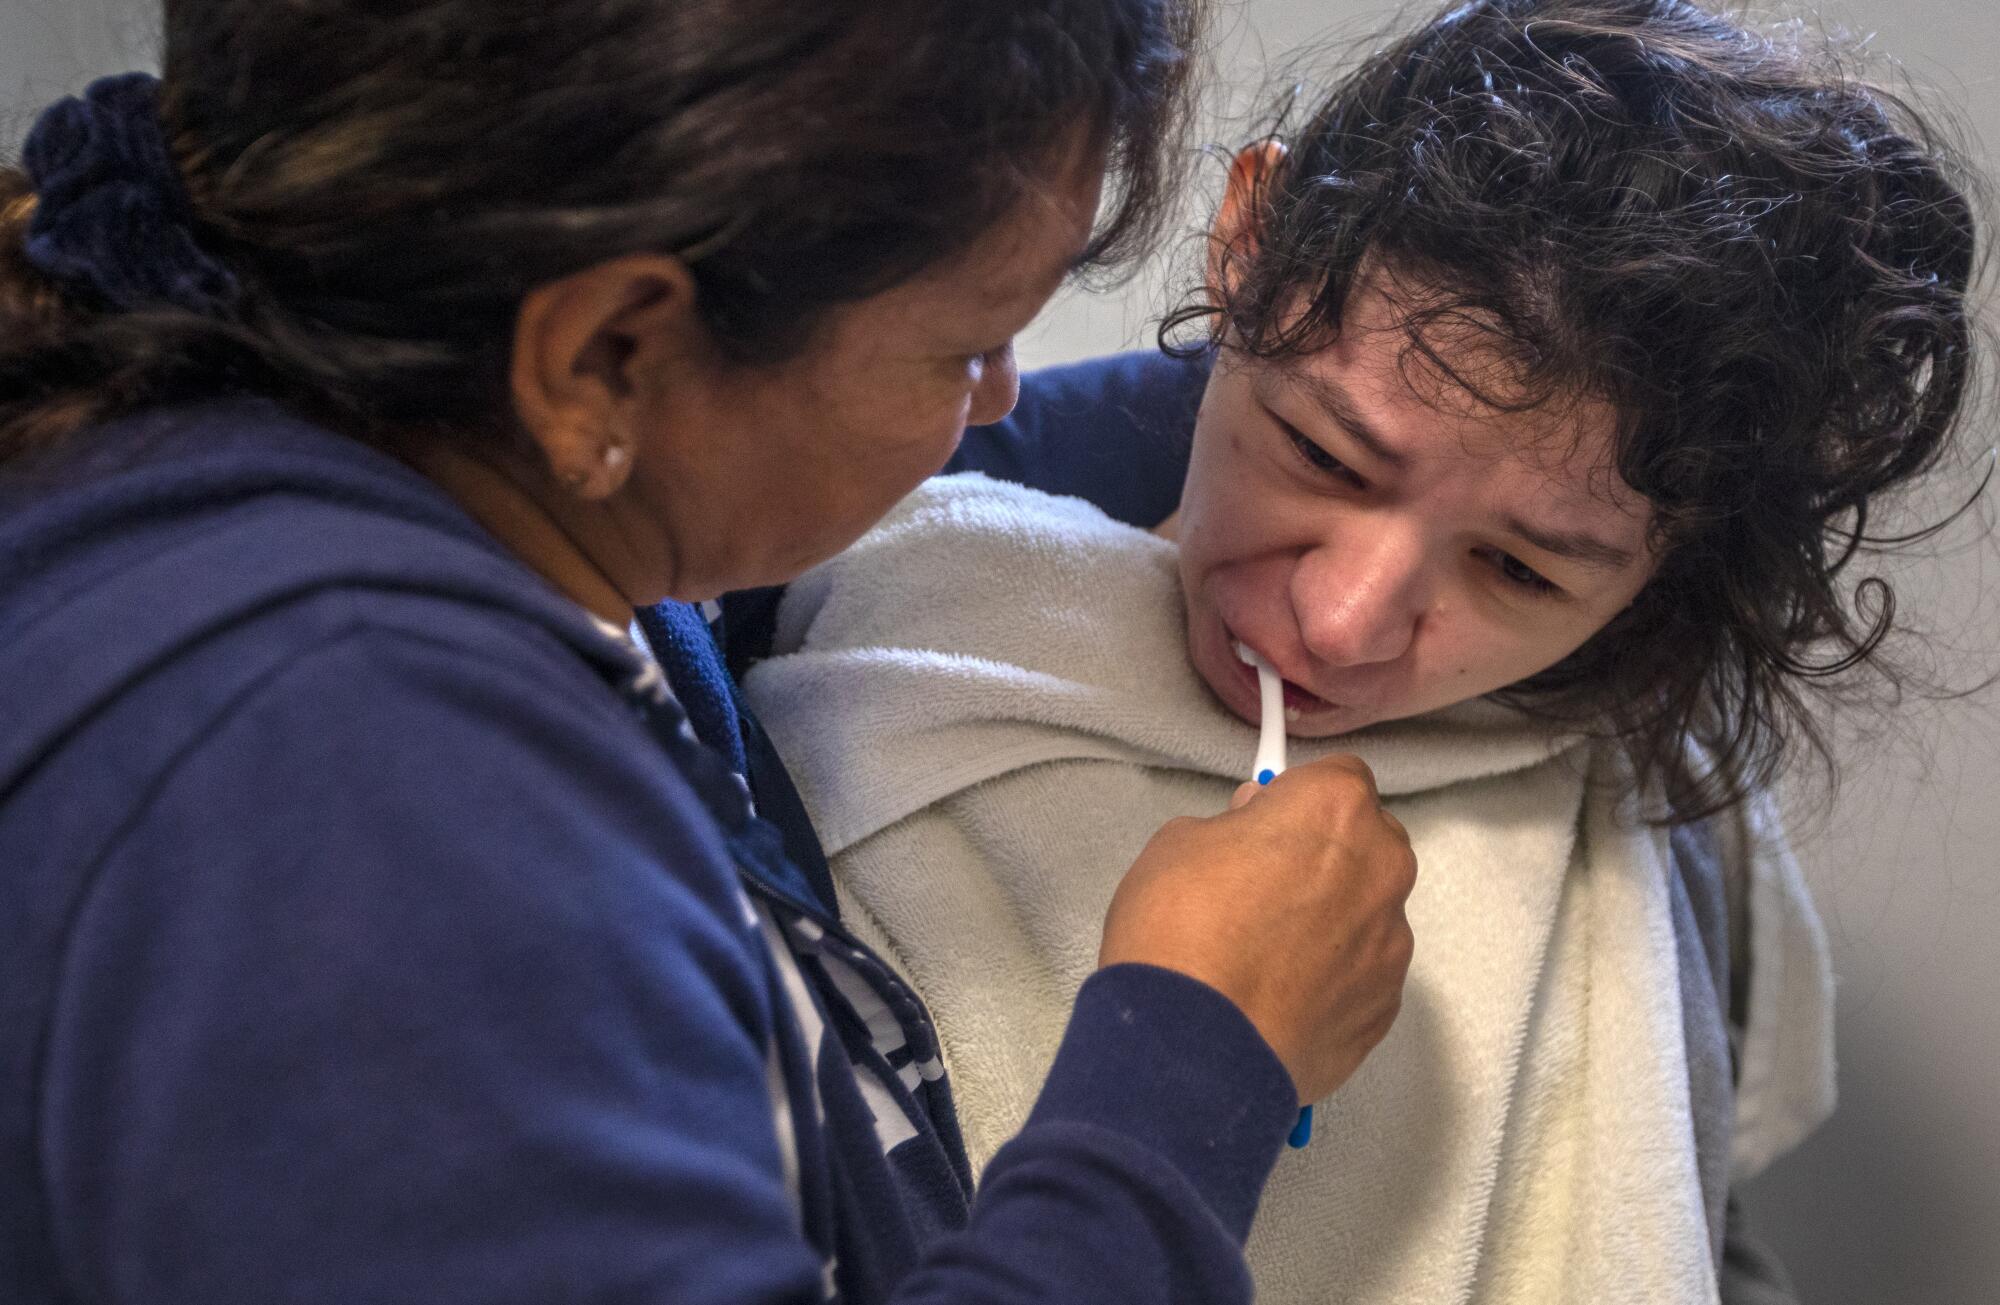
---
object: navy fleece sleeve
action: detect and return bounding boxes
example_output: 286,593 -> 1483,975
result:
949,349 -> 1209,528
909,965 -> 1297,1303
41,620 -> 1295,1304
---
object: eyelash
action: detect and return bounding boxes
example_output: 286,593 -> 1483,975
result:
1283,423 -> 1367,490
1483,549 -> 1561,597
1281,423 -> 1563,600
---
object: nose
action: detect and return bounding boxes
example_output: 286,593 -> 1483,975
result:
965,343 -> 1021,428
1290,531 -> 1426,669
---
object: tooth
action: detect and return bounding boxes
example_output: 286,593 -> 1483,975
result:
1284,707 -> 1301,723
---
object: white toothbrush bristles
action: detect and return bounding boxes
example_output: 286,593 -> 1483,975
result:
1233,641 -> 1288,785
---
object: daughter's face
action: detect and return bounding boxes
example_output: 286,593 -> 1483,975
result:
1172,272 -> 1660,738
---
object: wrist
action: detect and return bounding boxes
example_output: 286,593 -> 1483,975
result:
1023,963 -> 1298,1241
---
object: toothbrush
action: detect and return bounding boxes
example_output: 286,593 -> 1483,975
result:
1233,641 -> 1314,1151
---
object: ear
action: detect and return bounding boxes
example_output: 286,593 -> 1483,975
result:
510,253 -> 704,499
1207,139 -> 1288,303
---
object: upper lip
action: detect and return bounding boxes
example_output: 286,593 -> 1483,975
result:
1231,632 -> 1335,707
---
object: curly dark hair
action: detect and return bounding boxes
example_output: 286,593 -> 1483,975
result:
0,0 -> 1204,459
1162,0 -> 1991,824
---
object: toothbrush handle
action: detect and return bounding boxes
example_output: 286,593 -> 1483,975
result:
1253,761 -> 1309,1146
1239,656 -> 1306,1146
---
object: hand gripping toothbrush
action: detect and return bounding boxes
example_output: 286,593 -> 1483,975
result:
1234,641 -> 1314,1150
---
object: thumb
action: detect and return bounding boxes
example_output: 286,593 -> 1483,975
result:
1229,780 -> 1263,811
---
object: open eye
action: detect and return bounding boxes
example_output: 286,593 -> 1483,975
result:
1282,422 -> 1366,490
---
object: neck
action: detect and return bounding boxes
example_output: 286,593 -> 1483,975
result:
404,440 -> 635,625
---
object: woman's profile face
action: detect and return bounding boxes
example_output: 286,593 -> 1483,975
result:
1172,269 -> 1660,738
615,133 -> 1109,601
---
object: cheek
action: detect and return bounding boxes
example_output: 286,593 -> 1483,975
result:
803,395 -> 970,553
1441,604 -> 1607,693
1178,427 -> 1283,569
806,363 -> 968,472
853,408 -> 968,513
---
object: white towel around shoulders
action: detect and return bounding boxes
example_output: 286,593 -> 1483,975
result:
743,474 -> 1834,1305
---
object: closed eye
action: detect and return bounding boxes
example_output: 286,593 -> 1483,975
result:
1282,422 -> 1367,490
1482,548 -> 1563,598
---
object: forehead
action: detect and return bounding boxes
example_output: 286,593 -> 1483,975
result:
1310,270 -> 1638,508
801,134 -> 1105,363
942,143 -> 1106,305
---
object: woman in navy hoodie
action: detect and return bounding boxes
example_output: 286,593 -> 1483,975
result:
0,4 -> 1420,1302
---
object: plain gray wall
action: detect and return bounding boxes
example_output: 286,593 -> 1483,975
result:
4,1 -> 1996,1300
0,0 -> 154,145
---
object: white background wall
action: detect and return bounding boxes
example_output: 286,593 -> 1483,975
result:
0,0 -> 153,147
4,1 -> 1996,1300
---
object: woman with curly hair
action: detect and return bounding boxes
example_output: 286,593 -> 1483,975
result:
738,0 -> 1988,1300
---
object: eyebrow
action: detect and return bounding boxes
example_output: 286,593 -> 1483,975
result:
1275,368 -> 1640,575
981,244 -> 1095,314
1282,368 -> 1410,471
1498,514 -> 1639,573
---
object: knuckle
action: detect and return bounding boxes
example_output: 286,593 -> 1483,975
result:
1314,753 -> 1374,789
1341,756 -> 1383,799
1366,999 -> 1402,1047
1388,921 -> 1417,971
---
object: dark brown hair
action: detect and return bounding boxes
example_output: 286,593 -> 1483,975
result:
0,0 -> 1203,457
1166,0 -> 1990,823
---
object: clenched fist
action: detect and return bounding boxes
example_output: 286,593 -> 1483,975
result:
1099,755 -> 1418,1104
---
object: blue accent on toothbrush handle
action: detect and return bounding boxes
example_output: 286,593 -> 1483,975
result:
1257,768 -> 1276,786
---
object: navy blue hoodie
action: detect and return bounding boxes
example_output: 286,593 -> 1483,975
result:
0,368 -> 1295,1305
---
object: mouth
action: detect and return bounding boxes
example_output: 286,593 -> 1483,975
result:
1228,634 -> 1339,722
